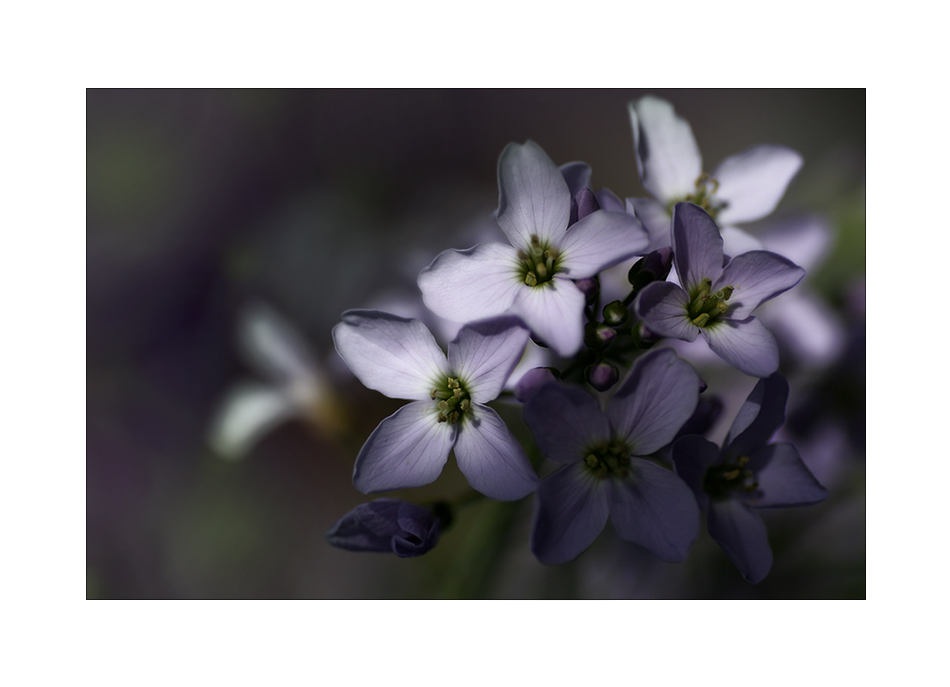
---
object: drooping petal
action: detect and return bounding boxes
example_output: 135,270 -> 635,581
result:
418,242 -> 522,323
325,499 -> 441,558
706,498 -> 773,584
453,404 -> 539,501
495,141 -> 572,248
672,202 -> 725,292
634,281 -> 699,342
713,145 -> 803,225
607,349 -> 700,455
208,383 -> 297,459
627,197 -> 672,251
715,250 -> 805,320
447,317 -> 529,404
333,311 -> 450,400
702,317 -> 779,378
523,382 -> 611,465
556,210 -> 650,279
559,161 -> 591,198
670,434 -> 723,511
352,401 -> 456,493
511,278 -> 586,357
628,96 -> 702,203
747,442 -> 828,508
530,462 -> 610,565
606,459 -> 700,562
726,373 -> 789,455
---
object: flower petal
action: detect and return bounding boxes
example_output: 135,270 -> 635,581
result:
747,442 -> 828,508
524,382 -> 611,465
595,188 -> 624,213
706,498 -> 773,584
627,197 -> 672,251
634,281 -> 698,342
208,383 -> 296,459
454,404 -> 539,500
720,225 -> 765,258
239,302 -> 317,385
628,96 -> 702,203
495,141 -> 571,248
557,210 -> 650,279
670,434 -> 722,511
559,161 -> 591,198
448,317 -> 529,404
530,462 -> 609,565
352,401 -> 456,493
607,349 -> 700,455
511,278 -> 586,357
713,145 -> 803,225
325,499 -> 440,557
418,243 -> 522,323
672,202 -> 725,292
702,317 -> 779,378
726,373 -> 789,455
715,250 -> 805,320
333,310 -> 450,400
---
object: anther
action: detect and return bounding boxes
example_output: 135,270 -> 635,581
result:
692,313 -> 710,327
525,272 -> 538,287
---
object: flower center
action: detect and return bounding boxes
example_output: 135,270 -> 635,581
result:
686,277 -> 734,327
703,454 -> 759,498
670,173 -> 729,218
517,234 -> 561,287
582,438 -> 632,480
430,376 -> 472,425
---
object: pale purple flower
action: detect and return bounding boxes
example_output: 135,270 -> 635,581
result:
326,498 -> 441,557
672,374 -> 828,583
332,311 -> 538,500
628,95 -> 803,255
524,349 -> 702,564
635,203 -> 805,377
418,141 -> 649,358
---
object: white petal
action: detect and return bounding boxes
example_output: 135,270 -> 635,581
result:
495,141 -> 572,248
720,226 -> 765,258
629,96 -> 702,203
511,278 -> 586,357
556,210 -> 650,279
208,383 -> 297,459
448,317 -> 529,404
454,404 -> 539,500
239,302 -> 318,385
703,317 -> 779,378
713,145 -> 803,224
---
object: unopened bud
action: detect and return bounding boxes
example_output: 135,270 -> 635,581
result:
602,300 -> 628,326
586,361 -> 619,392
585,322 -> 617,351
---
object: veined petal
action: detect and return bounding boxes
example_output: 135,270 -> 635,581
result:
702,317 -> 779,378
556,210 -> 650,279
713,145 -> 803,225
706,498 -> 773,584
524,382 -> 611,465
511,278 -> 586,357
670,434 -> 722,511
352,401 -> 455,493
608,349 -> 700,455
627,197 -> 672,251
333,311 -> 449,400
559,161 -> 591,198
747,442 -> 828,508
448,317 -> 529,404
530,462 -> 609,565
629,96 -> 702,203
454,404 -> 539,501
672,202 -> 725,292
635,282 -> 699,342
208,383 -> 296,459
607,459 -> 700,562
715,250 -> 805,320
418,243 -> 522,323
726,373 -> 789,455
495,141 -> 571,248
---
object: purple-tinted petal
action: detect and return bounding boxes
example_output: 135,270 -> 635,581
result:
634,281 -> 698,342
670,434 -> 722,511
352,401 -> 455,493
574,187 -> 600,222
530,462 -> 609,565
715,250 -> 805,320
560,161 -> 591,198
511,278 -> 586,357
706,498 -> 773,584
747,442 -> 828,508
513,366 -> 557,402
702,317 -> 779,378
557,210 -> 650,279
454,404 -> 538,500
448,317 -> 529,404
523,382 -> 611,465
726,373 -> 789,455
672,202 -> 725,292
607,459 -> 700,562
720,226 -> 765,258
629,96 -> 702,203
418,243 -> 522,323
759,215 -> 832,272
607,349 -> 700,455
495,141 -> 571,249
325,499 -> 440,557
627,197 -> 672,251
595,188 -> 624,213
333,311 -> 449,400
713,145 -> 803,225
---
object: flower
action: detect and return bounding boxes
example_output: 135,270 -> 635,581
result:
671,374 -> 828,583
326,499 -> 442,557
332,311 -> 539,500
523,349 -> 702,564
418,140 -> 649,358
635,202 -> 805,377
628,95 -> 803,255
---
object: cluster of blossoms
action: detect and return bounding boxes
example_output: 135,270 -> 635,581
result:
245,96 -> 833,587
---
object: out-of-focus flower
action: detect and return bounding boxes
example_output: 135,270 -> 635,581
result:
672,374 -> 828,583
332,311 -> 538,500
418,141 -> 649,357
628,95 -> 802,255
523,349 -> 702,564
326,499 -> 441,557
635,203 -> 804,377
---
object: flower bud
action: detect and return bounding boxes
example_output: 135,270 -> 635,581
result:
602,300 -> 628,327
574,277 -> 600,306
627,247 -> 674,291
586,361 -> 619,392
584,322 -> 617,351
326,499 -> 441,558
574,187 -> 601,222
